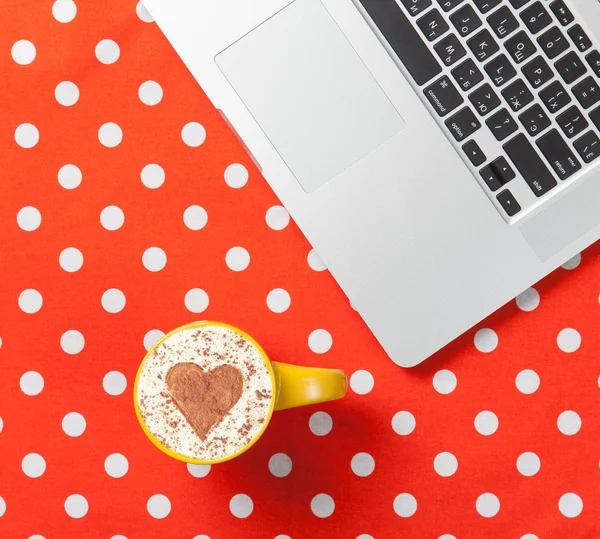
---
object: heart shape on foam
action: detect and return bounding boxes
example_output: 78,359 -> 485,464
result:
165,362 -> 244,440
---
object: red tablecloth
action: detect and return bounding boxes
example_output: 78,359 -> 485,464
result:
1,1 -> 599,538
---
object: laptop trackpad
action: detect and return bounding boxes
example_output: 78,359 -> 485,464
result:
215,0 -> 404,193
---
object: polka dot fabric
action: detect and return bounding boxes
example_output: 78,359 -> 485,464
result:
0,2 -> 599,538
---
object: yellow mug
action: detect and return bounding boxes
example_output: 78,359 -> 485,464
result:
133,321 -> 347,464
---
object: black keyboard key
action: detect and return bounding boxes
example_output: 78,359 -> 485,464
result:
473,0 -> 501,14
445,107 -> 481,141
492,156 -> 516,184
568,24 -> 592,53
480,165 -> 502,191
469,83 -> 501,116
400,0 -> 432,16
586,51 -> 600,78
540,80 -> 571,113
434,34 -> 467,66
417,9 -> 450,42
519,103 -> 551,136
486,108 -> 518,140
520,2 -> 552,35
505,31 -> 536,64
574,131 -> 600,163
437,0 -> 464,12
424,76 -> 464,116
358,0 -> 443,85
537,27 -> 569,60
508,0 -> 531,9
504,133 -> 557,196
555,51 -> 587,85
497,189 -> 522,216
537,129 -> 581,180
485,54 -> 517,87
451,59 -> 484,91
450,5 -> 482,37
556,105 -> 589,139
468,29 -> 500,63
572,76 -> 600,109
590,105 -> 600,130
522,56 -> 554,88
550,0 -> 574,27
462,139 -> 487,166
487,6 -> 519,40
502,79 -> 534,111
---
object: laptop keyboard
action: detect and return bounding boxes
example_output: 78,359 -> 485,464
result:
357,0 -> 600,221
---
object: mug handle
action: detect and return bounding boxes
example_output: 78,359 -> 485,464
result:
271,362 -> 347,411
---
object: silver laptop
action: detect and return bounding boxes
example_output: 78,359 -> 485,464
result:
144,0 -> 600,367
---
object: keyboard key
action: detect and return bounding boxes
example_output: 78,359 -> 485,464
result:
485,54 -> 517,87
508,0 -> 531,9
568,24 -> 592,53
491,156 -> 516,184
522,56 -> 554,88
400,0 -> 432,16
480,165 -> 503,191
537,129 -> 581,179
445,107 -> 482,141
555,51 -> 587,85
462,139 -> 487,166
434,34 -> 467,66
520,2 -> 552,34
572,76 -> 600,109
437,0 -> 464,12
487,6 -> 519,39
502,79 -> 534,112
497,189 -> 521,216
556,105 -> 589,139
486,108 -> 519,140
451,59 -> 484,91
424,76 -> 464,116
450,5 -> 482,37
537,27 -> 569,60
505,31 -> 536,64
469,83 -> 501,116
574,131 -> 600,163
549,0 -> 574,27
468,29 -> 500,62
590,105 -> 600,130
540,80 -> 571,113
518,103 -> 551,136
586,51 -> 600,78
504,133 -> 557,196
417,9 -> 450,42
473,0 -> 501,14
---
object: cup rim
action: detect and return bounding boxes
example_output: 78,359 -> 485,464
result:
133,320 -> 276,465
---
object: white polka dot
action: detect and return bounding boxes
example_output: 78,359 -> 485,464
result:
516,452 -> 540,477
144,329 -> 165,351
101,289 -> 126,313
11,40 -> 36,65
64,494 -> 88,518
52,0 -> 77,23
60,330 -> 85,355
356,536 -> 374,539
95,39 -> 120,64
557,410 -> 581,435
98,122 -> 123,147
309,411 -> 332,436
192,536 -> 210,539
269,453 -> 293,478
275,536 -> 291,539
308,329 -> 332,354
0,417 -> 3,432
187,463 -> 211,478
350,370 -> 374,395
59,247 -> 83,272
104,453 -> 128,478
229,494 -> 253,518
392,411 -> 416,436
182,122 -> 206,147
0,497 -> 4,517
100,205 -> 125,230
438,535 -> 457,539
516,287 -> 540,312
110,536 -> 127,539
562,253 -> 581,270
434,452 -> 458,477
58,164 -> 82,189
28,536 -> 47,539
138,81 -> 163,106
557,328 -> 581,353
0,336 -> 2,349
20,371 -> 44,396
475,411 -> 498,436
515,369 -> 540,394
226,247 -> 250,271
184,205 -> 208,230
55,81 -> 79,106
136,1 -> 153,22
103,371 -> 127,396
433,369 -> 457,394
18,289 -> 43,314
476,493 -> 500,518
224,163 -> 248,188
266,289 -> 291,313
265,206 -> 290,230
17,206 -> 41,231
559,493 -> 583,518
62,412 -> 86,437
474,328 -> 498,353
307,249 -> 327,271
147,494 -> 171,519
311,494 -> 334,518
14,123 -> 39,148
142,247 -> 167,272
351,452 -> 375,477
140,164 -> 165,189
21,453 -> 46,478
393,493 -> 417,518
520,535 -> 539,539
184,288 -> 210,313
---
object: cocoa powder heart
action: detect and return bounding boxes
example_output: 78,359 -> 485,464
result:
165,362 -> 244,440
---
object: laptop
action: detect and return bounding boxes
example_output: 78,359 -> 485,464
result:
143,0 -> 600,367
